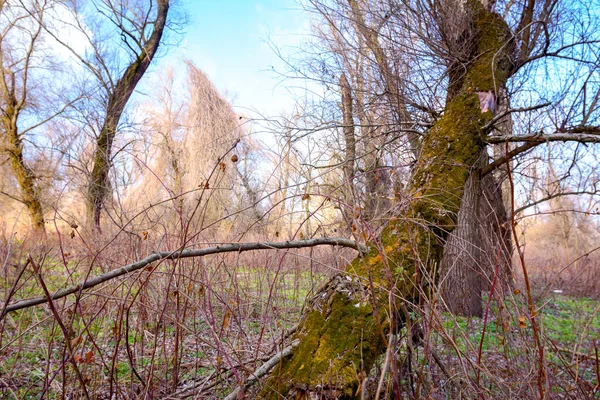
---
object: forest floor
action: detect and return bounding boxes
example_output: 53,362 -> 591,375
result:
0,254 -> 598,399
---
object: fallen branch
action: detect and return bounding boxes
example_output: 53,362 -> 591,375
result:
223,340 -> 299,400
1,238 -> 367,316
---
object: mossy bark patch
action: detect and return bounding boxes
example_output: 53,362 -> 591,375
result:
262,278 -> 386,399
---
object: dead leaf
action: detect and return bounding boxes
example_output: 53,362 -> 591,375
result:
85,350 -> 94,363
518,316 -> 527,329
142,231 -> 148,240
222,311 -> 231,331
70,336 -> 83,348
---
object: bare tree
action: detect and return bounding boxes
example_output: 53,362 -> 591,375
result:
128,61 -> 260,237
45,0 -> 171,229
0,0 -> 74,236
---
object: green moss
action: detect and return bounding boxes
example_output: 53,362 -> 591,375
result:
411,93 -> 485,231
464,1 -> 513,92
261,292 -> 386,398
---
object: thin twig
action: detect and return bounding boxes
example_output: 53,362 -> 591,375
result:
0,259 -> 30,320
28,255 -> 91,400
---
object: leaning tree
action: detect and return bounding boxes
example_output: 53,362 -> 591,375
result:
257,0 -> 600,397
44,0 -> 172,230
283,0 -> 600,318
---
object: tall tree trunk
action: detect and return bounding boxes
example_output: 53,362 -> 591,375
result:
3,117 -> 45,236
348,0 -> 419,155
440,155 -> 512,317
340,74 -> 356,189
86,0 -> 170,229
339,73 -> 357,229
261,4 -> 512,396
0,3 -> 46,237
441,86 -> 514,317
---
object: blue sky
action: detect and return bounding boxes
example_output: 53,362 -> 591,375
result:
159,0 -> 310,117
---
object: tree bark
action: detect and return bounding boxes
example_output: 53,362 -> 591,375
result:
340,73 -> 356,191
3,115 -> 45,236
261,4 -> 512,396
339,73 -> 358,229
440,153 -> 485,317
0,9 -> 46,237
86,0 -> 170,229
440,155 -> 512,317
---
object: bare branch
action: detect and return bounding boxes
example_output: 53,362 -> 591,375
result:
487,131 -> 600,144
483,102 -> 552,131
515,190 -> 600,215
483,128 -> 600,175
223,340 -> 299,400
1,238 -> 367,316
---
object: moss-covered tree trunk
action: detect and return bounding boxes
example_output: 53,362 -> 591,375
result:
261,3 -> 512,398
1,71 -> 45,237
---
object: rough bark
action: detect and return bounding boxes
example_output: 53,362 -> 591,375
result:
0,8 -> 46,236
86,0 -> 170,229
440,153 -> 485,317
2,115 -> 45,235
440,156 -> 512,317
261,4 -> 512,396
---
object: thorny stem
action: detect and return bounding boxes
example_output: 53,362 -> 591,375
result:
28,255 -> 91,400
506,143 -> 547,398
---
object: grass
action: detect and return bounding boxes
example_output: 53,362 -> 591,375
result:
1,246 -> 599,399
426,292 -> 600,398
439,293 -> 599,354
0,249 -> 334,399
